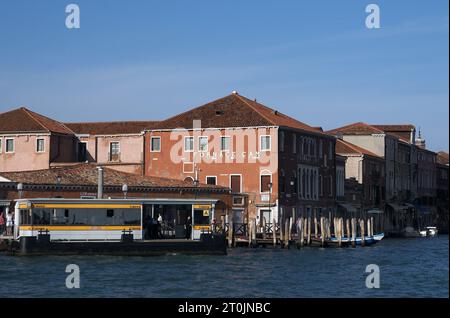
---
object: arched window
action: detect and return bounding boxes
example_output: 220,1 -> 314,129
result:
184,176 -> 194,183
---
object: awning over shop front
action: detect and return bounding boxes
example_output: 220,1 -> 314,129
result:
338,203 -> 360,213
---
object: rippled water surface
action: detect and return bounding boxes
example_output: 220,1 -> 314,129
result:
0,236 -> 448,298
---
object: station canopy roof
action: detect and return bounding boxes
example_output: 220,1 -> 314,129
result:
0,164 -> 230,193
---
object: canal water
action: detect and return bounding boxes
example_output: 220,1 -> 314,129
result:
0,235 -> 448,298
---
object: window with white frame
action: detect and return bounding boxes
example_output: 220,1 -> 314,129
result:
206,176 -> 217,185
36,138 -> 45,152
150,136 -> 161,152
260,135 -> 271,151
221,136 -> 230,152
184,136 -> 194,152
5,138 -> 14,153
198,136 -> 208,152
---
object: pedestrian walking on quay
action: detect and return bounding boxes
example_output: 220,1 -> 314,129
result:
0,212 -> 5,236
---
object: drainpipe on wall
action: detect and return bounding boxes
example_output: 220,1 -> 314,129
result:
97,167 -> 104,199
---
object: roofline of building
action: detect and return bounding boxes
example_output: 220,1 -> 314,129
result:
0,182 -> 231,194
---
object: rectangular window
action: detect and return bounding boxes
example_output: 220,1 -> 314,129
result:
221,136 -> 230,152
150,137 -> 161,152
319,175 -> 323,196
260,135 -> 271,151
5,138 -> 14,153
206,176 -> 217,185
36,138 -> 45,152
0,139 -> 2,153
279,131 -> 285,152
184,136 -> 194,152
198,136 -> 208,152
279,172 -> 286,193
78,142 -> 87,162
292,134 -> 297,154
109,142 -> 120,161
260,175 -> 271,193
319,140 -> 323,158
329,176 -> 333,197
110,142 -> 120,154
230,175 -> 242,193
106,209 -> 114,217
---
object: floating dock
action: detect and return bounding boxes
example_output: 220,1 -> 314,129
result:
3,233 -> 227,256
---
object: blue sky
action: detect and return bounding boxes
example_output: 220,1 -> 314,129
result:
0,0 -> 448,151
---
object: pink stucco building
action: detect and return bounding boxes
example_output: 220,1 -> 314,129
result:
0,107 -> 156,174
0,107 -> 77,172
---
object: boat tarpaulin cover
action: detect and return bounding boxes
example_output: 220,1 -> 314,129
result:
388,203 -> 412,212
367,209 -> 384,214
338,203 -> 360,213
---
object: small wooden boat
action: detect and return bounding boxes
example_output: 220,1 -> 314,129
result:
327,232 -> 384,246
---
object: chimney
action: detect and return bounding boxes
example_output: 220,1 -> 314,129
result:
97,167 -> 104,199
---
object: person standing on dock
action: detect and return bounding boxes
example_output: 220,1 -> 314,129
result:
185,216 -> 192,240
0,212 -> 5,236
157,214 -> 163,239
5,211 -> 13,236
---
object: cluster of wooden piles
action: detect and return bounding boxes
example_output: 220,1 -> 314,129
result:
229,216 -> 377,248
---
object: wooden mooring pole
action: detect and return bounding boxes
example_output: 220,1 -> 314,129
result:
284,218 -> 290,248
228,221 -> 233,248
370,216 -> 374,237
252,219 -> 257,247
279,216 -> 284,248
248,219 -> 252,248
314,216 -> 318,238
262,217 -> 266,240
298,218 -> 304,248
273,218 -> 277,247
360,219 -> 365,247
307,217 -> 311,246
346,219 -> 350,241
351,218 -> 356,248
289,217 -> 293,242
320,217 -> 325,247
338,218 -> 342,247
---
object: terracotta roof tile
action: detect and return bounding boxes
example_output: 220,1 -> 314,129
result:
372,124 -> 415,132
372,124 -> 416,143
327,122 -> 385,136
0,107 -> 74,135
437,151 -> 449,165
152,93 -> 327,135
65,121 -> 159,135
0,164 -> 228,192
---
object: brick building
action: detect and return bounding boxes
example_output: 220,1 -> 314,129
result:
144,92 -> 337,224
